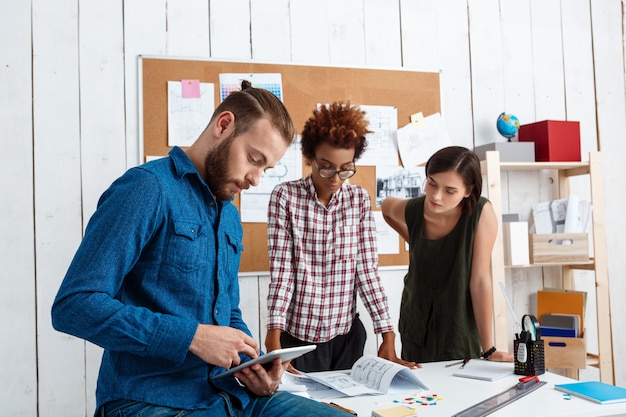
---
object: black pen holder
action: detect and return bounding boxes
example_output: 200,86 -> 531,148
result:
514,338 -> 545,376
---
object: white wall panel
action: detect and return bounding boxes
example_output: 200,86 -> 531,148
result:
239,275 -> 261,343
467,0 -> 505,146
32,0 -> 84,415
123,0 -> 167,167
500,0 -> 536,129
79,3 -> 127,227
327,0 -> 366,66
399,0 -> 439,70
432,0 -> 473,149
529,0 -> 566,120
0,1 -> 37,415
590,0 -> 626,388
209,0 -> 252,59
251,0 -> 292,61
167,0 -> 211,57
289,2 -> 331,63
561,0 -> 597,157
258,275 -> 271,350
363,0 -> 402,67
378,267 -> 408,356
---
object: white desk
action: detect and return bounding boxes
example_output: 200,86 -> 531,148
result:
323,361 -> 626,417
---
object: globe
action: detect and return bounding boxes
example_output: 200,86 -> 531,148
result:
496,112 -> 520,141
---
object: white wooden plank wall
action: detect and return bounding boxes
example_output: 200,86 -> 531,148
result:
2,1 -> 625,415
590,0 -> 626,385
31,0 -> 84,416
468,0 -> 506,145
0,1 -> 37,416
123,0 -> 167,167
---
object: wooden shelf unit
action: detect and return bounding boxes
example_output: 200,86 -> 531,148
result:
481,151 -> 614,384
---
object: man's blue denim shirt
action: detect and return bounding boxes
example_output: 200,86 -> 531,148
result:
52,147 -> 254,411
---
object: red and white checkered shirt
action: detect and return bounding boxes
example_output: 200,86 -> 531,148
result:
266,175 -> 394,343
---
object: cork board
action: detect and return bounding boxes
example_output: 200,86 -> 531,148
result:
140,56 -> 440,272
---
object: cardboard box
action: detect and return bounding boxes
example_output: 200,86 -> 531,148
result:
544,336 -> 587,369
518,120 -> 581,162
529,233 -> 589,264
473,141 -> 535,162
538,289 -> 587,369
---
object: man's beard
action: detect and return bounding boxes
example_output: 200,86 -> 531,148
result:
204,134 -> 239,201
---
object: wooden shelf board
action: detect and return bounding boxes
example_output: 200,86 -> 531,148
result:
504,261 -> 594,268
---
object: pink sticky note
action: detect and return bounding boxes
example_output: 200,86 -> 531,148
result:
181,79 -> 201,98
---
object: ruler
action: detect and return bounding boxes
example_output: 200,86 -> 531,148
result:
452,377 -> 547,417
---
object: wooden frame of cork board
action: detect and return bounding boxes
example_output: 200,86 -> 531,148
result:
139,56 -> 440,272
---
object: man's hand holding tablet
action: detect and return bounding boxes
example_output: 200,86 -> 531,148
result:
211,345 -> 317,380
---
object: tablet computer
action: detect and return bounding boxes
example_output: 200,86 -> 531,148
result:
211,345 -> 317,380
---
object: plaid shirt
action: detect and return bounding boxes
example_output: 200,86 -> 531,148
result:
266,175 -> 394,343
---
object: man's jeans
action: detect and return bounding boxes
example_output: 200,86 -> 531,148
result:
100,391 -> 350,417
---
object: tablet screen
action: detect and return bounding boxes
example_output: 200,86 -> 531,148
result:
211,345 -> 317,380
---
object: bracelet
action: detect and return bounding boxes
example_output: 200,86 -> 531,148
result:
481,346 -> 496,359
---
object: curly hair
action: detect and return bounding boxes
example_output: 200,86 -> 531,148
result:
300,102 -> 372,162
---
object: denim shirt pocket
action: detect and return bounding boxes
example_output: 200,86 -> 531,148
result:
165,220 -> 207,272
224,230 -> 243,278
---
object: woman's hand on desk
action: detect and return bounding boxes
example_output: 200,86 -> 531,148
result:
487,349 -> 514,362
378,332 -> 422,369
390,356 -> 422,369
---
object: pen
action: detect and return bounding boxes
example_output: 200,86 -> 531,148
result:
325,401 -> 358,415
445,357 -> 470,368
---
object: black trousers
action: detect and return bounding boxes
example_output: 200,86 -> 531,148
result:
279,314 -> 367,372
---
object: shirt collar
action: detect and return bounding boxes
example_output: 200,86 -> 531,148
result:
304,174 -> 343,206
169,146 -> 199,179
168,146 -> 234,205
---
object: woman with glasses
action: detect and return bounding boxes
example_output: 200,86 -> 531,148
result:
265,102 -> 417,373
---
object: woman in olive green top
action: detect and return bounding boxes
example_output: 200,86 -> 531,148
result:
381,146 -> 513,363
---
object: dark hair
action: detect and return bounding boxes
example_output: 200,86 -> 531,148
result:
210,80 -> 295,145
425,146 -> 482,213
300,101 -> 372,162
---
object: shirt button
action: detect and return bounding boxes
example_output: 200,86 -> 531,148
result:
209,201 -> 214,206
214,309 -> 219,316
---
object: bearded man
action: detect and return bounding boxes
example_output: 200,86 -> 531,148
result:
51,82 -> 348,417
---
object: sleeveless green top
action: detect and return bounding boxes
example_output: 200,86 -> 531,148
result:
399,195 -> 487,362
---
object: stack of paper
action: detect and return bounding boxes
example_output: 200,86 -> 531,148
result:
531,196 -> 591,234
452,360 -> 514,381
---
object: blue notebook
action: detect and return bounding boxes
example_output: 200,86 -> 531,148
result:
555,381 -> 626,404
541,326 -> 577,337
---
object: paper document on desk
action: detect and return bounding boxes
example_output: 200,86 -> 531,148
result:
296,355 -> 428,398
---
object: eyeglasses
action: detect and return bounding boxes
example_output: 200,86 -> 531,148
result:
313,160 -> 356,180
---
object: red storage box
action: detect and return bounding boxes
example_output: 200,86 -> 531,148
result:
518,120 -> 581,162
